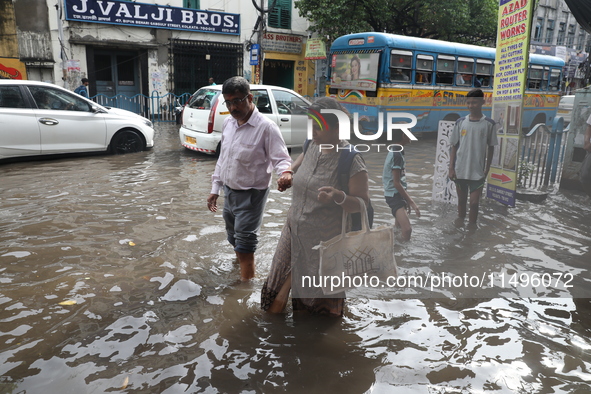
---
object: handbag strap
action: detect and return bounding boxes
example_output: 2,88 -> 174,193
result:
340,197 -> 370,236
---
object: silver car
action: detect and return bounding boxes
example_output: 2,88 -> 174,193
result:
0,80 -> 154,161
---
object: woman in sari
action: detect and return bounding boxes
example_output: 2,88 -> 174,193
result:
261,97 -> 369,316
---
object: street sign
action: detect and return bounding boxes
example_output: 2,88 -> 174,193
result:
250,44 -> 259,66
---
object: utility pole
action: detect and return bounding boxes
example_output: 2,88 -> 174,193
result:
258,0 -> 264,84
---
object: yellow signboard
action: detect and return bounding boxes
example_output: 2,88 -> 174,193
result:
486,0 -> 534,207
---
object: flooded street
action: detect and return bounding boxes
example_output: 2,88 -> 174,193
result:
1,123 -> 591,393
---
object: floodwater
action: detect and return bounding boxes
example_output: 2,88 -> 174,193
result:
1,123 -> 591,393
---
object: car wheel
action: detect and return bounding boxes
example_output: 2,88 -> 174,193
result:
110,130 -> 144,154
214,142 -> 221,158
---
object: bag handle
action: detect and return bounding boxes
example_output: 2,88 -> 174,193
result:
339,197 -> 370,237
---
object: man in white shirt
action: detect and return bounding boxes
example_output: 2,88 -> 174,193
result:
207,77 -> 293,281
449,88 -> 498,227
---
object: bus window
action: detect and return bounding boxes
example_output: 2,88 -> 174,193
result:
476,59 -> 493,88
456,57 -> 475,86
415,54 -> 433,84
390,50 -> 412,82
540,67 -> 550,90
549,69 -> 561,90
528,65 -> 544,90
436,55 -> 455,85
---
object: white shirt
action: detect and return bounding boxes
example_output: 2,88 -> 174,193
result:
211,107 -> 291,195
450,115 -> 499,180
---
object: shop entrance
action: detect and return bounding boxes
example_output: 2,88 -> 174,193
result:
92,51 -> 140,112
263,60 -> 294,89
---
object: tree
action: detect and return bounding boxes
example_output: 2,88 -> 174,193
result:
295,0 -> 498,46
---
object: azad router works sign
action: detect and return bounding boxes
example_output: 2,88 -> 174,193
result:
486,0 -> 534,207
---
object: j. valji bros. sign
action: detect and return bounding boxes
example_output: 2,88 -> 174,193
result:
65,0 -> 240,35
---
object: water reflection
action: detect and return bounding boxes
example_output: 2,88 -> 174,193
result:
1,124 -> 590,392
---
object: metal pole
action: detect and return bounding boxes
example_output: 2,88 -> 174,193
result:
56,2 -> 68,87
258,0 -> 264,84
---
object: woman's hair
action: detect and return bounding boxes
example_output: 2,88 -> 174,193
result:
350,55 -> 361,77
308,97 -> 350,132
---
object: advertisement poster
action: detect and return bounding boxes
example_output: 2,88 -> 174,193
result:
330,53 -> 379,91
304,38 -> 327,60
486,0 -> 534,207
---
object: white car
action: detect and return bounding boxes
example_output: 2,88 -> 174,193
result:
557,94 -> 574,125
0,80 -> 154,161
179,84 -> 311,155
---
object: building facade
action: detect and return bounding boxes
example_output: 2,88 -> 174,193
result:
0,0 -> 316,99
531,0 -> 590,92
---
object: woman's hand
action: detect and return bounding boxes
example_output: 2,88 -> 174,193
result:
277,172 -> 292,192
318,186 -> 345,205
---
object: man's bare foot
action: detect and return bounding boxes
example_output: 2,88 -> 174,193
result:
453,217 -> 465,227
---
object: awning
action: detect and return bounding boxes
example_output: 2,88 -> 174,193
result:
565,0 -> 591,33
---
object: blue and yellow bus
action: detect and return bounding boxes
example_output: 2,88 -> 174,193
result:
326,32 -> 565,134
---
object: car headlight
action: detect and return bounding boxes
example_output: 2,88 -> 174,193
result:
143,118 -> 153,128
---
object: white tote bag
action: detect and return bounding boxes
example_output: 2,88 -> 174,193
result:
316,198 -> 397,295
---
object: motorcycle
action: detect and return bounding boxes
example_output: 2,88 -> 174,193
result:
174,98 -> 183,125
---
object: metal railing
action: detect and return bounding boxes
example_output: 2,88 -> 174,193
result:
519,117 -> 568,189
91,92 -> 192,122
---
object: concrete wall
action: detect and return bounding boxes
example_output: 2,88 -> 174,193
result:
13,0 -> 53,62
560,87 -> 591,190
0,0 -> 19,58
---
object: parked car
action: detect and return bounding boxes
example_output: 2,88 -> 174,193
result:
179,84 -> 311,155
557,94 -> 574,125
0,80 -> 154,161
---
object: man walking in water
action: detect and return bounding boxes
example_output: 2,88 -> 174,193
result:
207,77 -> 293,281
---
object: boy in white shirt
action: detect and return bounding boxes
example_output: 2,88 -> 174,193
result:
449,89 -> 499,226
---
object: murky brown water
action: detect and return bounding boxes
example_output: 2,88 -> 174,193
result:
1,123 -> 591,393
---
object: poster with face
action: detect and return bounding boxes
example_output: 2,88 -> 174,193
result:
330,53 -> 379,91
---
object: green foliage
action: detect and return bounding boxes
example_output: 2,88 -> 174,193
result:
295,0 -> 498,46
